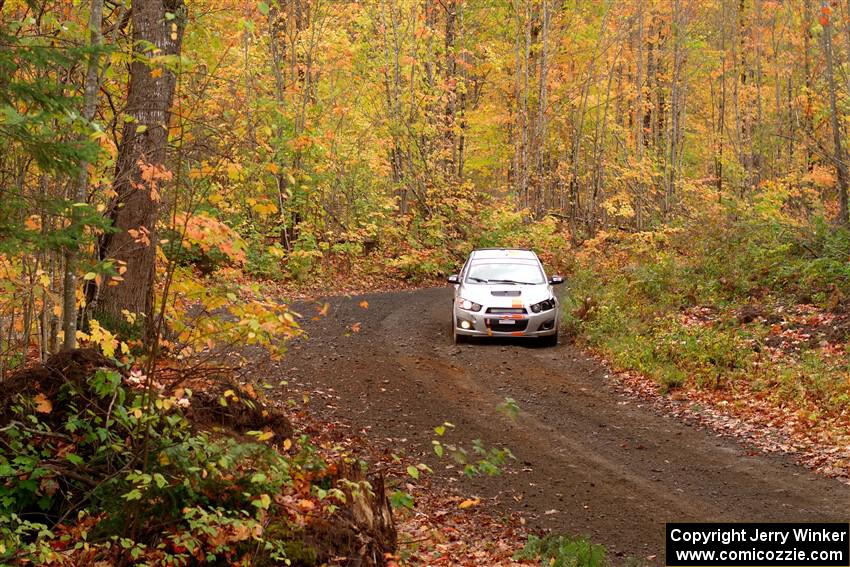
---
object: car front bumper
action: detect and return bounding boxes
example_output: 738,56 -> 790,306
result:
454,306 -> 558,337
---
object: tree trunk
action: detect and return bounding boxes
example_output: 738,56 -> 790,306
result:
536,0 -> 550,216
95,0 -> 186,329
443,0 -> 457,177
665,0 -> 682,214
803,0 -> 815,171
62,0 -> 103,351
821,1 -> 849,224
634,0 -> 645,229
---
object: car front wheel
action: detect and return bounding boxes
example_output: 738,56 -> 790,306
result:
452,309 -> 467,344
541,331 -> 558,347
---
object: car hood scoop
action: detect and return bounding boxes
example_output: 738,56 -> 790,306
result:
490,290 -> 521,297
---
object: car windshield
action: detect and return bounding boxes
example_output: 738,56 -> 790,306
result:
465,261 -> 545,285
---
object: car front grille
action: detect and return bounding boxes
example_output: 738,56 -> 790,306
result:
486,307 -> 527,314
487,319 -> 529,332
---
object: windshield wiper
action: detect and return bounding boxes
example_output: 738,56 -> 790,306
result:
467,276 -> 489,283
486,279 -> 538,285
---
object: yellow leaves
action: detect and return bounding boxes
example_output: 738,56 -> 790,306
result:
268,244 -> 286,258
256,431 -> 274,442
34,393 -> 52,414
226,162 -> 244,181
458,498 -> 480,510
87,320 -> 120,358
249,198 -> 278,217
189,163 -> 217,180
601,195 -> 635,219
359,300 -> 369,309
163,267 -> 301,358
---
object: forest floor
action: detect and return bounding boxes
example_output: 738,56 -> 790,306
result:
270,286 -> 850,561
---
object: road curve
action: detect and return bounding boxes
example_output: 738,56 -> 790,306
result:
278,287 -> 850,559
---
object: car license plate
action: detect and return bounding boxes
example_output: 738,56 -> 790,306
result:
498,318 -> 516,325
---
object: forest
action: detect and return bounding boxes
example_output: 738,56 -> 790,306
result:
2,0 -> 850,564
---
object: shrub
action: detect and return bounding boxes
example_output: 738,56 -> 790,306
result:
515,534 -> 607,567
0,352 -> 329,565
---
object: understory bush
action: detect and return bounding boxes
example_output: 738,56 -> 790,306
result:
0,351 -> 338,565
565,197 -> 850,412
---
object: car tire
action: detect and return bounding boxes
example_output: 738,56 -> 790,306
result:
453,319 -> 467,344
541,331 -> 559,347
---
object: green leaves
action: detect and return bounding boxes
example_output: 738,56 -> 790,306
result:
389,490 -> 414,509
497,397 -> 520,421
432,440 -> 444,457
252,493 -> 271,509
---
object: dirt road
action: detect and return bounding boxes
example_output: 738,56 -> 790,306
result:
279,287 -> 849,559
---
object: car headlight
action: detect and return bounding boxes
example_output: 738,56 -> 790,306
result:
530,298 -> 556,313
459,298 -> 482,312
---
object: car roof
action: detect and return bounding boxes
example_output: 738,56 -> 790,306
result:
470,248 -> 539,261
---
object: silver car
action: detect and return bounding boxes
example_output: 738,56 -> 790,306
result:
447,248 -> 564,346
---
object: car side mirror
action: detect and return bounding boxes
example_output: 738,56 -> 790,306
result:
447,274 -> 460,284
549,275 -> 565,285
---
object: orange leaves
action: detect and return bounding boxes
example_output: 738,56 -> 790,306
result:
802,166 -> 837,191
34,393 -> 52,414
135,160 -> 172,202
24,215 -> 41,231
287,135 -> 314,152
174,212 -> 247,265
820,5 -> 831,25
127,225 -> 152,247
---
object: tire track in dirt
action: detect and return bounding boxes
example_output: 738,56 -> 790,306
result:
277,286 -> 850,559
